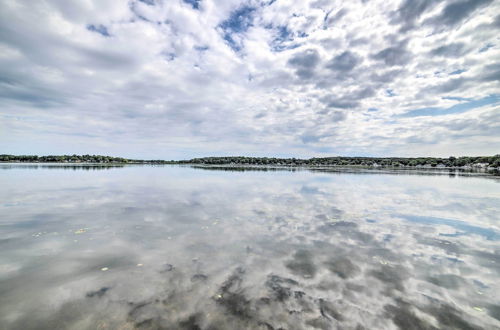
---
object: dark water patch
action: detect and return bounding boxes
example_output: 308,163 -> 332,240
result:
257,297 -> 271,305
315,214 -> 330,221
265,275 -> 299,302
345,282 -> 365,293
5,298 -> 121,330
318,298 -> 343,321
324,257 -> 360,279
425,303 -> 483,330
487,304 -> 500,321
159,263 -> 174,273
294,291 -> 306,299
469,249 -> 500,273
416,236 -> 464,254
472,279 -> 489,289
285,249 -> 317,278
367,247 -> 402,262
126,299 -> 173,329
219,267 -> 245,292
369,264 -> 408,292
191,274 -> 208,282
216,291 -> 252,319
384,302 -> 437,330
306,316 -> 334,330
186,242 -> 217,253
383,234 -> 394,242
214,267 -> 252,319
178,313 -> 203,330
321,221 -> 358,232
135,318 -> 155,328
257,321 -> 279,329
291,291 -> 315,314
330,207 -> 344,218
427,274 -> 466,290
128,301 -> 152,319
317,221 -> 374,243
353,231 -> 374,244
86,287 -> 110,298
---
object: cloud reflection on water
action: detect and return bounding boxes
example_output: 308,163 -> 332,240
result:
0,165 -> 499,329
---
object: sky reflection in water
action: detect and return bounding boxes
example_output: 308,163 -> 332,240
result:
0,165 -> 499,329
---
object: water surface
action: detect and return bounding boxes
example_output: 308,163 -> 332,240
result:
1,164 -> 499,329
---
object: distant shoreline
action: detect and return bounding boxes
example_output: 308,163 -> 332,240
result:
2,163 -> 499,177
1,154 -> 499,171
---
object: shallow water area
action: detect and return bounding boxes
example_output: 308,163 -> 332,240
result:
0,164 -> 499,329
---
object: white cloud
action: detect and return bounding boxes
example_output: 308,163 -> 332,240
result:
0,0 -> 499,158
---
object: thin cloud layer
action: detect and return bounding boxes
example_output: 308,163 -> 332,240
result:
0,0 -> 498,158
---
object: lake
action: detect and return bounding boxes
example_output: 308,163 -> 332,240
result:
0,164 -> 499,329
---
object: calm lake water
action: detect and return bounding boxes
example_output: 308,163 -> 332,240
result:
1,164 -> 499,330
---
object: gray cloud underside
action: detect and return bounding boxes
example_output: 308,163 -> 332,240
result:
0,0 -> 499,158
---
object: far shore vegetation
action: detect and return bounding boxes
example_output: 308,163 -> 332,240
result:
1,154 -> 500,169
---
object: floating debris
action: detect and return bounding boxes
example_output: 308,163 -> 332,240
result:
137,264 -> 143,267
473,307 -> 484,312
101,267 -> 109,271
74,228 -> 87,234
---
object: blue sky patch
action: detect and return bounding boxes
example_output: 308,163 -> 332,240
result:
219,6 -> 256,51
87,24 -> 110,37
183,0 -> 201,10
449,69 -> 466,75
442,96 -> 470,101
398,94 -> 499,117
138,0 -> 155,5
194,45 -> 209,51
479,43 -> 494,53
270,25 -> 299,52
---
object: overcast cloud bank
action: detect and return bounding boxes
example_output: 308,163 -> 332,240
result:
0,0 -> 499,158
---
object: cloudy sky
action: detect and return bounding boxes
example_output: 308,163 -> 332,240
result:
0,0 -> 499,159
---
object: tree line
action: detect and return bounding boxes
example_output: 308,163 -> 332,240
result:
0,154 -> 175,164
1,154 -> 499,168
179,155 -> 500,168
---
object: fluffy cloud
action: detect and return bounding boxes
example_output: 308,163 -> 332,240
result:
0,0 -> 498,158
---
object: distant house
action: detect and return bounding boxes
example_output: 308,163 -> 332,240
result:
473,163 -> 489,168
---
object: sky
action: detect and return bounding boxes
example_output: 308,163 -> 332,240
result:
0,0 -> 499,159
